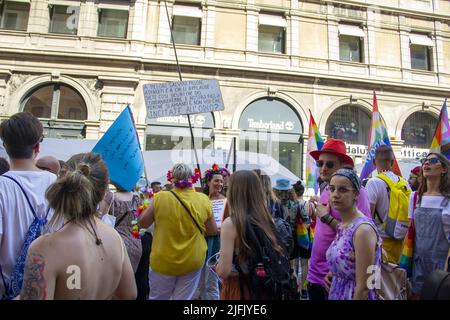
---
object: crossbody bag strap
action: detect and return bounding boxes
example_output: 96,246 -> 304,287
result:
1,175 -> 37,218
169,191 -> 204,236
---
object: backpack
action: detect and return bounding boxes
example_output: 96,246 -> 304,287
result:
0,175 -> 50,300
375,173 -> 411,240
420,257 -> 450,300
273,217 -> 294,258
281,200 -> 310,259
237,222 -> 298,300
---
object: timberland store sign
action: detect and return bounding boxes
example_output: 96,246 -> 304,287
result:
247,119 -> 295,132
345,145 -> 428,159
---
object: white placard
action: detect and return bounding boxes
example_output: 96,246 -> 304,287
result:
211,199 -> 227,228
143,80 -> 225,119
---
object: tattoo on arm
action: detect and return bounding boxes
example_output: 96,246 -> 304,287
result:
20,252 -> 47,300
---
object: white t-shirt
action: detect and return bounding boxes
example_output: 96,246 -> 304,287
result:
408,193 -> 450,244
365,171 -> 401,237
0,170 -> 56,295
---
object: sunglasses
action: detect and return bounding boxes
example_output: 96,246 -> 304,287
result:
420,158 -> 441,166
316,160 -> 335,169
329,186 -> 355,194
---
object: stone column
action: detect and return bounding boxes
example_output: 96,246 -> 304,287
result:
399,16 -> 412,82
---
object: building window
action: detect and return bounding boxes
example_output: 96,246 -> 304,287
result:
172,4 -> 202,45
258,14 -> 286,54
22,83 -> 87,138
409,34 -> 433,71
49,5 -> 79,35
326,105 -> 371,145
0,1 -> 30,31
402,111 -> 438,148
338,25 -> 365,63
98,9 -> 128,38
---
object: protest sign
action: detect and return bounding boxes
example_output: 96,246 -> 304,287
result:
143,79 -> 225,119
92,106 -> 144,191
211,199 -> 227,228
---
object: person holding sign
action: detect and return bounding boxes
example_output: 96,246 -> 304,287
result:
138,163 -> 217,300
195,164 -> 228,300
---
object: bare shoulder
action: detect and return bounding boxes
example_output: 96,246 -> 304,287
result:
221,217 -> 236,232
354,222 -> 377,242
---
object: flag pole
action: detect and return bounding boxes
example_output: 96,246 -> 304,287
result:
163,0 -> 203,188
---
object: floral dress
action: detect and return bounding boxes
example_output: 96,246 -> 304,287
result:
326,216 -> 382,300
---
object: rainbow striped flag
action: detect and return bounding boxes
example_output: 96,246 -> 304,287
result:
360,91 -> 401,180
296,215 -> 310,249
305,111 -> 324,195
429,98 -> 450,159
399,192 -> 418,277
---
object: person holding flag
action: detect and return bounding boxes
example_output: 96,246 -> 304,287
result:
362,91 -> 409,264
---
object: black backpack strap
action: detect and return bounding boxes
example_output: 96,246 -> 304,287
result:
1,175 -> 37,218
169,191 -> 204,236
114,195 -> 139,228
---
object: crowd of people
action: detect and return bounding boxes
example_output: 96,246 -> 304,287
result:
0,111 -> 449,300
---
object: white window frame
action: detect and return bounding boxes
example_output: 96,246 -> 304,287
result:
259,14 -> 287,28
173,4 -> 202,18
409,33 -> 433,47
0,0 -> 30,30
338,24 -> 365,38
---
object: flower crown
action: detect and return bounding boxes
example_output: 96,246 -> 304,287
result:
167,167 -> 201,189
204,163 -> 229,180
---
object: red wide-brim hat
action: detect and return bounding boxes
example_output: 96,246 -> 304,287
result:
310,138 -> 354,168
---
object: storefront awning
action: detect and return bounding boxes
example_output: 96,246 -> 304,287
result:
409,34 -> 433,46
259,14 -> 287,28
173,4 -> 203,18
338,24 -> 365,37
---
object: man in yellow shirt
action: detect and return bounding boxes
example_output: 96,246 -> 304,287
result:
139,163 -> 217,300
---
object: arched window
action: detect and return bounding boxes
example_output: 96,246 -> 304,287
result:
326,105 -> 371,145
401,111 -> 438,148
21,83 -> 87,138
238,98 -> 303,178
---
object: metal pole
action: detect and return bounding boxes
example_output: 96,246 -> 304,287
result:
163,0 -> 203,187
233,137 -> 237,173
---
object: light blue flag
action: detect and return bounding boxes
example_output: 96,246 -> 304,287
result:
92,106 -> 144,191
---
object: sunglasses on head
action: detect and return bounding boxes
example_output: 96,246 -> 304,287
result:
316,160 -> 335,169
420,157 -> 441,166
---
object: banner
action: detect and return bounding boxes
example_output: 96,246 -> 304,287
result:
305,110 -> 324,195
143,79 -> 225,119
429,98 -> 450,159
360,91 -> 401,180
92,106 -> 144,191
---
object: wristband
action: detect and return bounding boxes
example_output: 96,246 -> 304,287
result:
320,213 -> 331,224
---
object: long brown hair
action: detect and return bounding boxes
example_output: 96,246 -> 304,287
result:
227,170 -> 283,267
46,153 -> 109,229
417,152 -> 450,202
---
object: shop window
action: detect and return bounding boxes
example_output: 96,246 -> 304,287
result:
326,105 -> 371,145
0,1 -> 30,31
238,98 -> 303,178
22,83 -> 87,138
49,5 -> 79,35
98,8 -> 128,38
146,113 -> 214,151
401,111 -> 438,148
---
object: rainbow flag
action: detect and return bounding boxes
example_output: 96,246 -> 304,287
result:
305,111 -> 324,195
296,215 -> 310,249
429,98 -> 450,159
399,192 -> 418,277
399,219 -> 415,277
360,91 -> 401,180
